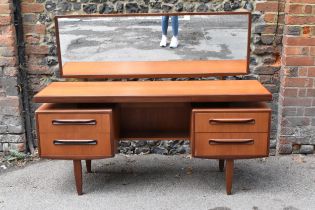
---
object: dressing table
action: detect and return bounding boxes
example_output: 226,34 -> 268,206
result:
34,12 -> 272,195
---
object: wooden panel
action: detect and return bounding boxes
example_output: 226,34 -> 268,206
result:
119,103 -> 190,140
39,132 -> 113,159
62,60 -> 247,78
194,112 -> 270,133
193,132 -> 269,158
33,80 -> 272,103
35,103 -> 114,113
192,101 -> 271,112
35,103 -> 117,159
37,113 -> 110,134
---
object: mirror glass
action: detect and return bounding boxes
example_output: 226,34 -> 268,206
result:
56,13 -> 250,78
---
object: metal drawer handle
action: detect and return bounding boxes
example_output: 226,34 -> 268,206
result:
209,118 -> 255,124
52,119 -> 97,125
53,140 -> 97,145
209,139 -> 254,145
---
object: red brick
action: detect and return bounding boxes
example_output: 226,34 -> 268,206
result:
0,15 -> 11,25
264,13 -> 277,23
0,56 -> 17,66
25,45 -> 49,55
23,24 -> 46,35
284,37 -> 315,46
286,4 -> 304,14
283,56 -> 314,66
307,88 -> 315,96
310,47 -> 315,56
304,5 -> 313,14
0,35 -> 15,47
299,67 -> 308,76
284,47 -> 309,56
256,2 -> 280,12
287,0 -> 315,3
308,67 -> 315,77
28,55 -> 47,65
283,98 -> 312,106
286,16 -> 315,25
302,26 -> 311,38
283,88 -> 298,97
284,78 -> 313,87
0,25 -> 15,35
25,35 -> 40,44
21,3 -> 44,13
0,4 -> 11,14
27,65 -> 52,74
298,88 -> 307,97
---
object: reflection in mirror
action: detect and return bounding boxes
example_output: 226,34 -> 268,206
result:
56,13 -> 250,78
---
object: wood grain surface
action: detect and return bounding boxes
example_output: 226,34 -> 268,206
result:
61,60 -> 248,78
33,80 -> 272,103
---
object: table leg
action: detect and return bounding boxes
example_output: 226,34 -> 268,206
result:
219,159 -> 224,172
73,160 -> 83,195
225,159 -> 234,195
86,160 -> 92,173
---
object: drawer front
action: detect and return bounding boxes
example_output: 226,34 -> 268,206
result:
194,112 -> 269,133
39,132 -> 113,158
37,113 -> 111,134
194,133 -> 269,158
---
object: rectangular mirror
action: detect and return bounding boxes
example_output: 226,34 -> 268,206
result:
55,12 -> 251,78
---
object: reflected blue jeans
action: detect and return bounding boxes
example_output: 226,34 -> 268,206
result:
162,16 -> 178,37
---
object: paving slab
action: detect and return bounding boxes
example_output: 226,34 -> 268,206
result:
0,154 -> 314,210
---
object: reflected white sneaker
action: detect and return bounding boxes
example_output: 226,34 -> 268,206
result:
170,36 -> 178,48
160,35 -> 167,47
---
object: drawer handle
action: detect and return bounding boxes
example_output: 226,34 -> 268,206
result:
52,119 -> 97,125
209,139 -> 254,145
53,140 -> 97,145
209,118 -> 255,124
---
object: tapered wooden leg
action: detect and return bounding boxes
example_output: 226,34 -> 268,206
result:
225,159 -> 234,195
73,160 -> 83,195
219,159 -> 225,172
86,160 -> 92,173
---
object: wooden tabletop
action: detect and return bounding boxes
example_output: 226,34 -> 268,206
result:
61,60 -> 248,78
33,80 -> 272,103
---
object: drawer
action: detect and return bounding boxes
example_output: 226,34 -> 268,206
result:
194,112 -> 270,133
39,132 -> 113,159
37,113 -> 111,134
193,133 -> 269,158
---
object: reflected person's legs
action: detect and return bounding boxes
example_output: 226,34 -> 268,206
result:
170,16 -> 179,48
160,16 -> 169,47
162,16 -> 169,36
171,16 -> 178,37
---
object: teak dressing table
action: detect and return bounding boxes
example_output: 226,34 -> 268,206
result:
34,12 -> 272,195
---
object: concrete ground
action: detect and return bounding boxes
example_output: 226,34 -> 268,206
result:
0,154 -> 314,210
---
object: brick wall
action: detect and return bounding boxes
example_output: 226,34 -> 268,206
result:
253,0 -> 284,154
0,0 -> 25,153
278,0 -> 315,154
0,0 -> 314,155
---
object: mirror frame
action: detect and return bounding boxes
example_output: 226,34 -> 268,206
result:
55,12 -> 251,78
